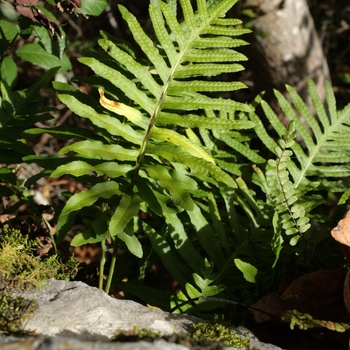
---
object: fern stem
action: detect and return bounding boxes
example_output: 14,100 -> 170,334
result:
105,239 -> 119,294
130,78 -> 169,191
99,239 -> 106,290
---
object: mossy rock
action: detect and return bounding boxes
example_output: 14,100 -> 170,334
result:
0,227 -> 79,335
114,318 -> 250,350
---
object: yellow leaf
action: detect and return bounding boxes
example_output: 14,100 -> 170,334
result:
98,89 -> 148,129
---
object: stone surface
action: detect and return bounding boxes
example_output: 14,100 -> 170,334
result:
0,337 -> 190,350
5,280 -> 284,350
16,280 -> 199,340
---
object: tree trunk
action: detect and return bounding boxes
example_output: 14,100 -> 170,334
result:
242,0 -> 330,115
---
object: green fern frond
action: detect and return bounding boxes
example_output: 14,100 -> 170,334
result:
255,80 -> 350,190
156,112 -> 254,130
265,121 -> 311,246
187,203 -> 226,267
57,94 -> 143,145
144,164 -> 195,210
53,0 -> 253,216
75,0 -> 251,177
51,161 -> 133,179
252,80 -> 350,249
146,143 -> 237,187
50,0 -> 257,300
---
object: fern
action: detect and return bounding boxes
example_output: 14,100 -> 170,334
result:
252,80 -> 350,190
46,0 -> 253,299
54,0 -> 253,210
246,81 -> 350,263
283,309 -> 350,332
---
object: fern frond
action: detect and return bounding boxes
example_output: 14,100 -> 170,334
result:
187,203 -> 226,268
144,164 -> 195,210
214,131 -> 265,164
58,94 -> 143,145
156,112 -> 254,129
51,161 -> 133,179
143,222 -> 194,288
146,143 -> 237,188
257,80 -> 350,190
265,122 -> 311,246
278,80 -> 350,187
52,0 -> 254,299
253,94 -> 350,257
75,0 -> 252,183
174,63 -> 245,78
163,211 -> 205,272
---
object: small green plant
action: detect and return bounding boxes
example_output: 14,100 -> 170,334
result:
114,326 -> 160,342
0,0 -> 108,198
43,0 -> 252,299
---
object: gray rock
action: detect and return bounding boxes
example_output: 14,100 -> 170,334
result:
0,336 -> 284,350
16,280 -> 198,340
5,280 -> 283,350
0,337 -> 191,350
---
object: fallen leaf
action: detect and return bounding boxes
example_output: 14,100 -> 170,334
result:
36,236 -> 53,256
331,210 -> 350,263
331,210 -> 350,246
251,269 -> 348,323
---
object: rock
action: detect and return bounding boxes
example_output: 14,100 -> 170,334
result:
15,280 -> 198,340
0,337 -> 191,350
4,280 -> 284,350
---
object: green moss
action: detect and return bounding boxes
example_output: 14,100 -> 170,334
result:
0,227 -> 79,290
190,316 -> 250,349
114,317 -> 250,349
0,227 -> 80,335
114,326 -> 160,342
0,292 -> 37,336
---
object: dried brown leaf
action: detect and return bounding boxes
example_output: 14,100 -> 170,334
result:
331,210 -> 350,246
251,269 -> 348,323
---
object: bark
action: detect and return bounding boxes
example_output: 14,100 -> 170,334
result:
242,0 -> 330,115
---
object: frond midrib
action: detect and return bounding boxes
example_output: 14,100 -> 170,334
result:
295,111 -> 345,188
152,6 -> 220,124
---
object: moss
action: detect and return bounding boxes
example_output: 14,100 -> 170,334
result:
114,317 -> 250,349
0,227 -> 79,290
0,227 -> 80,335
0,292 -> 37,336
190,316 -> 250,349
114,326 -> 160,342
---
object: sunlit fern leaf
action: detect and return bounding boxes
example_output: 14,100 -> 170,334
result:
144,142 -> 236,186
58,1 -> 254,219
285,80 -> 350,188
156,112 -> 254,129
52,0 -> 254,298
76,0 -> 251,176
252,80 -> 350,191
